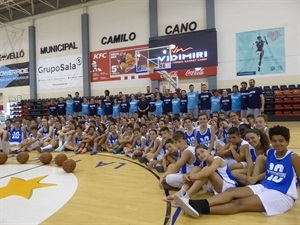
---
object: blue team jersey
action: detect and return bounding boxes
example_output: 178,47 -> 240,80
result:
155,100 -> 164,116
120,101 -> 129,113
73,97 -> 82,112
195,125 -> 212,147
108,133 -> 119,146
148,100 -> 156,112
184,129 -> 195,146
129,100 -> 139,113
262,149 -> 298,200
172,98 -> 181,115
112,104 -> 120,118
9,127 -> 23,143
187,92 -> 198,110
210,96 -> 221,113
103,100 -> 113,115
231,92 -> 242,111
97,106 -> 104,117
66,100 -> 74,115
81,102 -> 89,115
88,103 -> 98,116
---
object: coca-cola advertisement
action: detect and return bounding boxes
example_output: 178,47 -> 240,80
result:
150,67 -> 217,80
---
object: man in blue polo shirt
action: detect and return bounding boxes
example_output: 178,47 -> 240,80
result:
162,89 -> 172,115
187,84 -> 199,119
198,83 -> 212,118
247,79 -> 264,118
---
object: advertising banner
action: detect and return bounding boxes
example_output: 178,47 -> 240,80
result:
236,27 -> 285,76
149,29 -> 218,70
90,44 -> 148,82
0,62 -> 29,88
36,54 -> 83,92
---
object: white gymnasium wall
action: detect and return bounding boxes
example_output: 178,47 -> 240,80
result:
89,0 -> 151,95
0,21 -> 30,112
35,9 -> 83,99
215,0 -> 300,88
157,0 -> 208,92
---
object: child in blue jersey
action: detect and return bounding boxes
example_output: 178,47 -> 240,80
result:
123,128 -> 146,159
159,130 -> 197,189
104,124 -> 120,153
90,123 -> 108,155
81,97 -> 89,116
161,138 -> 178,173
63,125 -> 84,152
76,126 -> 97,154
176,144 -> 237,201
9,120 -> 24,152
129,94 -> 139,118
183,117 -> 195,147
14,125 -> 42,152
116,123 -> 134,154
154,94 -> 164,117
172,93 -> 181,115
210,90 -> 221,115
97,99 -> 105,118
66,94 -> 74,116
254,114 -> 269,137
194,113 -> 215,152
216,127 -> 249,170
175,125 -> 300,217
112,98 -> 120,124
231,129 -> 270,186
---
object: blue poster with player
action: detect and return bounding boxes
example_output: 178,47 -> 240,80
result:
236,27 -> 285,76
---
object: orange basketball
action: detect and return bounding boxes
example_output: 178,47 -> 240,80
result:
16,152 -> 29,164
62,159 -> 76,173
0,152 -> 8,164
54,153 -> 67,166
39,152 -> 53,164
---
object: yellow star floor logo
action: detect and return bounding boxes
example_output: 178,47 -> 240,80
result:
0,175 -> 56,199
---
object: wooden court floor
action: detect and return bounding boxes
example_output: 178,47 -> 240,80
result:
0,121 -> 299,225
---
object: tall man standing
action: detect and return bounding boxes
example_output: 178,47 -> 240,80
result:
247,79 -> 264,118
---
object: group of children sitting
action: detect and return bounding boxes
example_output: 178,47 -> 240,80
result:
0,111 -> 298,217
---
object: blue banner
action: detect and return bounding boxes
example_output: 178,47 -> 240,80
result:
236,27 -> 285,76
0,62 -> 29,88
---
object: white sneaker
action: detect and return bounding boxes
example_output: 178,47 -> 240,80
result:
174,195 -> 199,218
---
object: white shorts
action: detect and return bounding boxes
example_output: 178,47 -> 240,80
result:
207,180 -> 236,195
165,173 -> 184,189
248,184 -> 295,216
27,141 -> 40,151
10,142 -> 20,146
224,158 -> 238,167
241,161 -> 247,169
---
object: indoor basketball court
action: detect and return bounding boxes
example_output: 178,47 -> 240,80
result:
0,121 -> 299,225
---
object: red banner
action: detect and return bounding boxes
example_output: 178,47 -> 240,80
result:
90,44 -> 148,82
150,66 -> 217,80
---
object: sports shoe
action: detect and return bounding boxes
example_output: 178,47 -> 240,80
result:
162,180 -> 175,190
138,157 -> 148,163
156,165 -> 165,173
36,146 -> 42,153
54,147 -> 64,152
131,154 -> 137,160
174,195 -> 199,218
90,150 -> 97,155
113,148 -> 121,154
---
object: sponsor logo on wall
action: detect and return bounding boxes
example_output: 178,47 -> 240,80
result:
40,42 -> 78,54
37,54 -> 83,92
0,49 -> 25,61
90,44 -> 149,82
0,62 -> 29,88
236,27 -> 285,76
